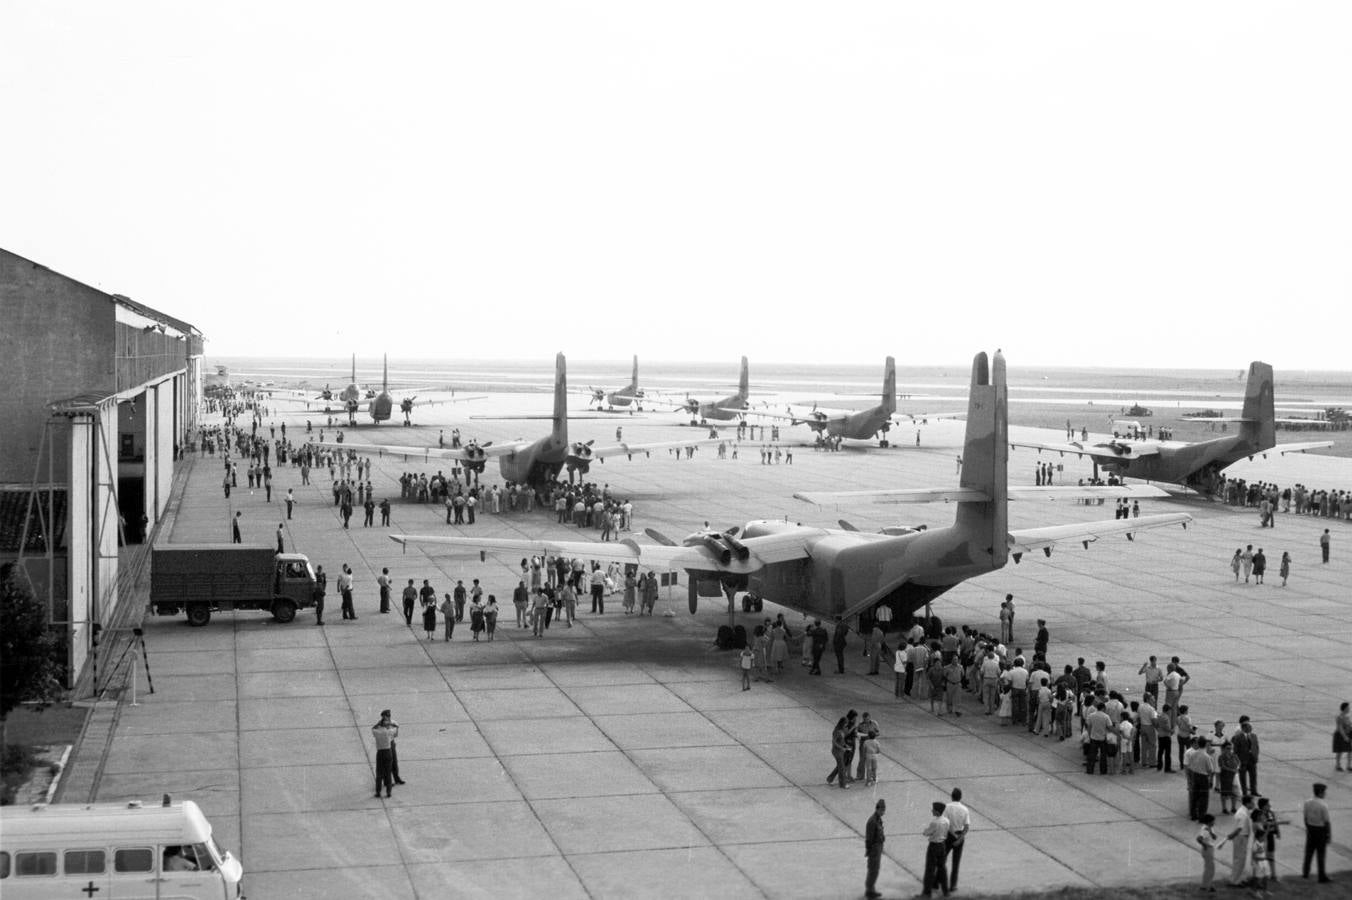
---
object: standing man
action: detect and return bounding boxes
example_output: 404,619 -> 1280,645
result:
284,488 -> 296,520
371,710 -> 396,799
589,565 -> 606,614
832,616 -> 850,675
232,511 -> 242,544
921,800 -> 951,898
1301,782 -> 1332,883
1233,716 -> 1260,797
809,619 -> 828,675
1034,619 -> 1049,658
943,788 -> 971,894
377,568 -> 391,614
418,579 -> 436,623
513,580 -> 529,628
379,498 -> 391,526
1138,655 -> 1163,706
275,523 -> 285,554
312,564 -> 327,626
998,597 -> 1012,644
864,799 -> 886,900
338,564 -> 356,620
401,578 -> 417,626
1320,528 -> 1330,563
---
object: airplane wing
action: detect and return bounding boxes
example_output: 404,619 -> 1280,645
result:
389,526 -> 824,573
587,436 -> 728,461
398,395 -> 488,408
1010,439 -> 1162,461
1273,440 -> 1334,455
794,484 -> 1167,506
312,440 -> 529,461
1007,512 -> 1192,558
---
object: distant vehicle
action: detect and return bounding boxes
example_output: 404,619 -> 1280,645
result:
151,545 -> 316,626
1013,362 -> 1333,492
0,796 -> 243,899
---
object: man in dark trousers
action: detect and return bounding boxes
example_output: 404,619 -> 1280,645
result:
944,788 -> 971,893
809,619 -> 828,675
232,511 -> 242,544
864,799 -> 886,899
1233,715 -> 1260,796
833,616 -> 850,674
372,710 -> 396,798
401,579 -> 418,626
312,565 -> 327,626
275,523 -> 285,554
921,800 -> 951,897
1302,782 -> 1332,882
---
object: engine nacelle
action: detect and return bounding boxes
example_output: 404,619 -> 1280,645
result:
696,535 -> 732,565
720,532 -> 751,561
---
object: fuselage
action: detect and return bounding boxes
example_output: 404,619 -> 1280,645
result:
369,392 -> 394,422
806,406 -> 892,440
498,435 -> 569,486
1091,433 -> 1261,489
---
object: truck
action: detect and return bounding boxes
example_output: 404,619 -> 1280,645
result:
150,544 -> 317,626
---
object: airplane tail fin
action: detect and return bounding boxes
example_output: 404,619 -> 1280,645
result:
954,350 -> 1008,569
1240,361 -> 1275,450
552,352 -> 569,445
630,355 -> 639,392
382,354 -> 389,392
737,356 -> 749,402
882,356 -> 896,416
351,353 -> 356,384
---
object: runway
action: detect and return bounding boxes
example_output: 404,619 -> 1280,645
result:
71,392 -> 1352,898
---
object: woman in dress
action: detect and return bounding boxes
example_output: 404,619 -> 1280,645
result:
470,598 -> 486,641
1230,549 -> 1242,581
1279,551 -> 1291,587
1335,701 -> 1352,771
623,571 -> 637,614
770,620 -> 789,675
421,593 -> 437,640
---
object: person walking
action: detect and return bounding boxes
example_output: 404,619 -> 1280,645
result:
232,511 -> 242,544
1335,701 -> 1352,771
809,619 -> 828,675
832,616 -> 850,674
921,801 -> 951,897
827,717 -> 852,789
421,590 -> 437,639
1320,528 -> 1330,563
864,800 -> 886,899
440,593 -> 455,641
401,579 -> 417,626
1301,782 -> 1332,883
1279,551 -> 1291,586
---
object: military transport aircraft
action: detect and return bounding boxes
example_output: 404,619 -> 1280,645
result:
672,356 -> 752,421
758,356 -> 962,446
317,353 -> 723,488
275,355 -> 481,426
1009,361 -> 1333,493
585,355 -> 647,410
389,350 -> 1191,619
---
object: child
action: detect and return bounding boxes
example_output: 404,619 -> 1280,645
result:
740,646 -> 754,691
1196,813 -> 1218,892
1118,712 -> 1135,774
1250,824 -> 1270,897
859,731 -> 881,786
997,681 -> 1013,725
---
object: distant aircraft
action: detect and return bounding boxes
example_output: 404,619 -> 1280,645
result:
275,354 -> 481,426
318,353 -> 723,488
760,356 -> 960,446
586,355 -> 646,410
390,350 -> 1190,618
1011,361 -> 1334,493
673,356 -> 751,421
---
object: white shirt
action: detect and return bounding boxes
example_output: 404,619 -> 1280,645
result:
944,801 -> 970,839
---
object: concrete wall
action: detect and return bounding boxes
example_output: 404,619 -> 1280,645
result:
0,250 -> 116,482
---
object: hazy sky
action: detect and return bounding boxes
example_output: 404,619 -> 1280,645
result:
3,3 -> 1349,369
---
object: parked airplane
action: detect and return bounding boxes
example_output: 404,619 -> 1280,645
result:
673,356 -> 751,421
318,353 -> 723,487
390,350 -> 1190,619
1010,361 -> 1333,493
274,355 -> 481,426
585,355 -> 646,410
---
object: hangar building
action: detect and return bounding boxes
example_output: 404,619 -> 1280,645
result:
0,248 -> 203,689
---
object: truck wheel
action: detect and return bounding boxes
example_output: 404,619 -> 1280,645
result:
186,603 -> 212,627
271,599 -> 297,624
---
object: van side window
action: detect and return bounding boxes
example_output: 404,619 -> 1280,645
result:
114,848 -> 155,873
64,849 -> 106,874
0,851 -> 9,878
15,851 -> 57,876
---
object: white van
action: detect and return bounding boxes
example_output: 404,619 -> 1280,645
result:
0,797 -> 243,899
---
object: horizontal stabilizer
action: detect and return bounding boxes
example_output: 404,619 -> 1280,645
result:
795,488 -> 992,505
1275,441 -> 1334,455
